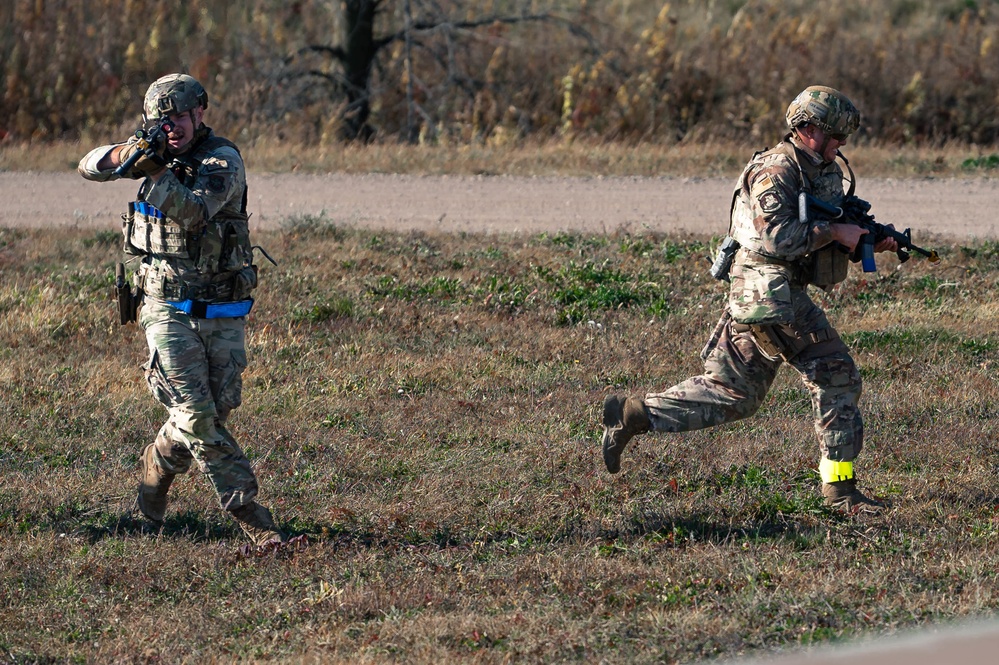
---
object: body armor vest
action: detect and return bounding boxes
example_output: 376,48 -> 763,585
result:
122,134 -> 257,302
728,139 -> 850,290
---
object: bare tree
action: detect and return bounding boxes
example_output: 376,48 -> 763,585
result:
286,0 -> 600,143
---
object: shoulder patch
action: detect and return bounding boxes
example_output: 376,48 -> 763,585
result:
208,174 -> 227,193
202,158 -> 231,171
757,189 -> 781,214
752,175 -> 774,195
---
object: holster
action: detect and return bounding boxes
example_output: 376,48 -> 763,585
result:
733,321 -> 842,362
114,262 -> 142,325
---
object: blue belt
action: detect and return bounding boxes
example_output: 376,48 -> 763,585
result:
166,299 -> 253,319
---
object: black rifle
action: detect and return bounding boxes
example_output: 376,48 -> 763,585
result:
112,118 -> 174,177
802,193 -> 939,272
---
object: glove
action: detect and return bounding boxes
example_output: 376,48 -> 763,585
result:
117,133 -> 167,176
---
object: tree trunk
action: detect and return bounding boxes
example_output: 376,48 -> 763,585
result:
339,0 -> 378,142
403,0 -> 417,144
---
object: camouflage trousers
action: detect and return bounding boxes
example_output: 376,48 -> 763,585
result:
645,297 -> 863,462
139,298 -> 258,510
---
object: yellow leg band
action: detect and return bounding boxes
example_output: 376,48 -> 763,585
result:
819,458 -> 854,483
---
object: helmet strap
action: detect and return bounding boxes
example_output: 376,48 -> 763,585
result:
817,136 -> 832,162
836,150 -> 857,198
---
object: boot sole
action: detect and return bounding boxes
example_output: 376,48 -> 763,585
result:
826,497 -> 887,514
134,495 -> 163,526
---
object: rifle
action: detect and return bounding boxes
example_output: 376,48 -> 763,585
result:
112,118 -> 174,177
801,192 -> 939,272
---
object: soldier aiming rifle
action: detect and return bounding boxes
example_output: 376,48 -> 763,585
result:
80,73 -> 285,548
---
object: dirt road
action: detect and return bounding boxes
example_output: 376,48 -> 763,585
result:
3,172 -> 998,238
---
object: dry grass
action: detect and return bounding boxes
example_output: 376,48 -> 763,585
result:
3,1 -> 999,145
2,221 -> 998,662
3,138 -> 998,179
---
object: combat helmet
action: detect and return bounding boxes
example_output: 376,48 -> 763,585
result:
785,85 -> 860,139
143,74 -> 208,121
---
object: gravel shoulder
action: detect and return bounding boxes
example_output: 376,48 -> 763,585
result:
3,172 -> 998,239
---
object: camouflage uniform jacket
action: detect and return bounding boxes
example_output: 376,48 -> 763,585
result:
727,133 -> 847,324
80,127 -> 256,304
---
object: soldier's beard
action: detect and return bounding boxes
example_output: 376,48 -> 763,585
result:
167,133 -> 190,152
166,127 -> 201,154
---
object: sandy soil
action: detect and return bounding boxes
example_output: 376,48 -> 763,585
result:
3,171 -> 999,239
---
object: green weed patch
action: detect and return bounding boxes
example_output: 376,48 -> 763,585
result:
845,327 -> 997,359
961,154 -> 999,171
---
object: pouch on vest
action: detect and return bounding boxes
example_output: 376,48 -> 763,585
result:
809,244 -> 850,290
230,265 -> 258,300
121,203 -> 143,256
728,263 -> 795,325
125,201 -> 190,258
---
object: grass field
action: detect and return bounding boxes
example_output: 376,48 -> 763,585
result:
1,214 -> 998,662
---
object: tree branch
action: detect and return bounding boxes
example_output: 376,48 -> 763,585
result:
281,69 -> 343,87
291,11 -> 604,74
286,44 -> 349,66
373,12 -> 603,59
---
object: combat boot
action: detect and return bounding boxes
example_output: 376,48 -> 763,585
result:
136,443 -> 174,524
822,478 -> 885,513
602,394 -> 651,474
230,501 -> 286,547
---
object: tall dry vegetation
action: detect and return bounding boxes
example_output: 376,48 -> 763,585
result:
1,0 -> 998,146
2,221 -> 999,661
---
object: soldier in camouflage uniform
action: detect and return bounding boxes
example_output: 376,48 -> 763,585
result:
79,74 -> 285,545
602,86 -> 898,512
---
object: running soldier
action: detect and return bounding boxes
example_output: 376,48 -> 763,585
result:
601,86 -> 898,512
79,74 -> 285,545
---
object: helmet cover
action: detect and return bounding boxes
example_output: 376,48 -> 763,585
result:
143,73 -> 208,121
785,85 -> 860,138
